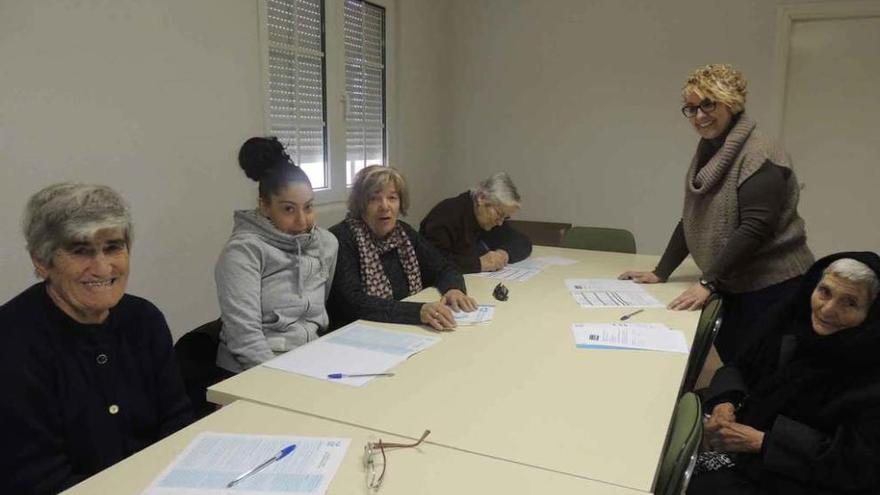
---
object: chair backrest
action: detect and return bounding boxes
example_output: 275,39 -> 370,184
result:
655,392 -> 703,495
560,226 -> 636,254
174,318 -> 223,419
505,219 -> 572,247
680,293 -> 723,395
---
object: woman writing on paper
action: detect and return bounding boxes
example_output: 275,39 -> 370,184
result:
327,165 -> 477,331
688,252 -> 880,494
0,183 -> 192,493
619,64 -> 813,362
215,137 -> 338,374
420,172 -> 532,273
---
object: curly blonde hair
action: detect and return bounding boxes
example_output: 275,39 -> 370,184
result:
682,64 -> 748,114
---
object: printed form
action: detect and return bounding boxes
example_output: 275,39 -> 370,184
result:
452,304 -> 495,325
571,322 -> 689,353
565,279 -> 665,308
263,323 -> 440,387
143,432 -> 349,495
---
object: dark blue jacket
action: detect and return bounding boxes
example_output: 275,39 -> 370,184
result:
0,283 -> 193,494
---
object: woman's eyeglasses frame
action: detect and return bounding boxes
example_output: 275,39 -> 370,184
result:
681,98 -> 717,118
363,429 -> 431,490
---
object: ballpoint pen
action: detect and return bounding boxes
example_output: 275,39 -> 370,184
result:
620,309 -> 644,321
327,372 -> 395,379
226,444 -> 297,488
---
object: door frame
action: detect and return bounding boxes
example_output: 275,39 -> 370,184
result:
771,1 -> 880,138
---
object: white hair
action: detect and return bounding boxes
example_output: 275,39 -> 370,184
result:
471,172 -> 521,208
23,183 -> 133,269
824,258 -> 880,301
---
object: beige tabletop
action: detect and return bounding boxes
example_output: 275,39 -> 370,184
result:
208,247 -> 702,492
63,400 -> 648,495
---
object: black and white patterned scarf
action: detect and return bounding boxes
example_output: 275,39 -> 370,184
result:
346,216 -> 423,299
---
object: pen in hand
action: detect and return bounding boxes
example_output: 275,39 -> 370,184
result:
327,373 -> 395,379
227,444 -> 296,488
620,309 -> 644,321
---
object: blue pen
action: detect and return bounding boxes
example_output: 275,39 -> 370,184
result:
227,444 -> 296,488
327,372 -> 395,379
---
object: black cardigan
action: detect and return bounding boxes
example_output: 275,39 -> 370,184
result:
698,252 -> 880,494
327,220 -> 466,330
419,191 -> 532,273
0,284 -> 193,494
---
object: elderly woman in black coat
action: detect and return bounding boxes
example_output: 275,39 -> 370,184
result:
688,251 -> 880,494
0,183 -> 192,494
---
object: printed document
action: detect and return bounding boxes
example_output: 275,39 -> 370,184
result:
452,304 -> 495,325
143,432 -> 349,495
473,264 -> 540,282
565,278 -> 664,308
264,323 -> 440,386
571,323 -> 689,353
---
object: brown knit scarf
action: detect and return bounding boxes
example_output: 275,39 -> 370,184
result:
346,216 -> 423,299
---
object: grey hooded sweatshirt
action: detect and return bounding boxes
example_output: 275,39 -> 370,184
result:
215,209 -> 338,373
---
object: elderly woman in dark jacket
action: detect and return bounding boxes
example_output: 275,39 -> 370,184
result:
0,183 -> 192,494
420,172 -> 531,273
688,251 -> 880,495
327,166 -> 477,331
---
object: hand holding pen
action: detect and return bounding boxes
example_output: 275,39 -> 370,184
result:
227,444 -> 296,488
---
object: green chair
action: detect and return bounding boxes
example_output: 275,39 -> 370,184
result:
655,392 -> 703,495
505,219 -> 572,247
560,226 -> 636,254
680,292 -> 723,396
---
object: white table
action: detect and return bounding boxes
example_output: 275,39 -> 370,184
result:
63,400 -> 648,495
208,247 -> 701,491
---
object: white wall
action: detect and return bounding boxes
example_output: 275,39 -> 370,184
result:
0,0 -> 453,338
439,0 -> 869,256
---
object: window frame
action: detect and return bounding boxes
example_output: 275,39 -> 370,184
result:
258,0 -> 397,204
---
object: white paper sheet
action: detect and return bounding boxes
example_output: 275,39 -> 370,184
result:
531,256 -> 578,266
571,323 -> 689,354
452,304 -> 495,325
142,432 -> 349,495
263,323 -> 440,387
564,278 -> 665,308
473,265 -> 540,282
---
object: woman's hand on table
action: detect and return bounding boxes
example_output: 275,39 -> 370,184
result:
420,301 -> 456,331
618,271 -> 663,284
443,289 -> 478,313
480,250 -> 508,272
667,282 -> 710,311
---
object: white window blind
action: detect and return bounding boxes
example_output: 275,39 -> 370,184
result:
344,0 -> 386,184
266,0 -> 327,188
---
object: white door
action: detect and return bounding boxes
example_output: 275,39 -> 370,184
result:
781,11 -> 880,257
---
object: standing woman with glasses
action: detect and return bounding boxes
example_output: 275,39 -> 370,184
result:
619,64 -> 813,363
215,137 -> 338,373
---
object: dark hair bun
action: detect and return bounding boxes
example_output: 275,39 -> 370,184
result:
238,136 -> 291,181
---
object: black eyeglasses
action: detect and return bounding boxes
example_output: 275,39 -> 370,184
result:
681,99 -> 716,118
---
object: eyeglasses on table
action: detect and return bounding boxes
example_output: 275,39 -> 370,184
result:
363,429 -> 431,490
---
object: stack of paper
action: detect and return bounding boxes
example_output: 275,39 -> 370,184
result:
452,304 -> 495,325
571,323 -> 689,354
472,256 -> 578,282
143,432 -> 349,495
564,278 -> 664,308
264,323 -> 440,386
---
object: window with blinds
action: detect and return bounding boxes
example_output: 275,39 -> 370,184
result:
344,0 -> 386,184
265,0 -> 327,188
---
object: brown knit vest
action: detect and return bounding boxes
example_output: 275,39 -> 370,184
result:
681,114 -> 814,293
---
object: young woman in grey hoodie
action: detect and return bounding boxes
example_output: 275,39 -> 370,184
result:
215,137 -> 338,373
